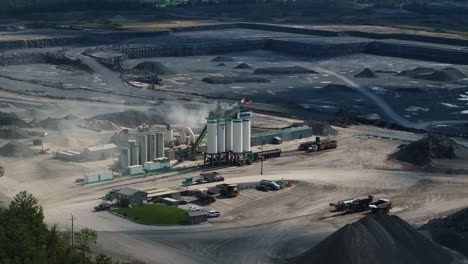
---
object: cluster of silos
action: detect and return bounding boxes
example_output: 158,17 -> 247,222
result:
206,116 -> 251,157
119,132 -> 165,169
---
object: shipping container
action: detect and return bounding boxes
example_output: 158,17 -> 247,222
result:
84,171 -> 113,184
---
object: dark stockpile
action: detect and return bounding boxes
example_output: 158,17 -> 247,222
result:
216,63 -> 227,66
320,84 -> 357,94
235,63 -> 253,69
202,76 -> 270,84
303,120 -> 338,136
290,213 -> 453,264
121,69 -> 162,85
81,119 -> 120,131
63,114 -> 79,120
397,67 -> 467,82
133,61 -> 173,75
91,110 -> 167,127
39,117 -> 75,130
0,142 -> 34,158
0,112 -> 30,128
389,134 -> 460,166
211,56 -> 234,62
0,126 -> 32,139
254,66 -> 316,75
421,208 -> 468,258
354,68 -> 379,78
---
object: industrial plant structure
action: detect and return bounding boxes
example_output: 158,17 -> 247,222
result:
204,104 -> 252,166
119,130 -> 165,173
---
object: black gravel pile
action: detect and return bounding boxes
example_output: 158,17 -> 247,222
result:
354,68 -> 379,78
63,114 -> 79,120
0,112 -> 30,128
91,110 -> 167,127
421,208 -> 468,258
39,117 -> 75,130
254,66 -> 316,75
397,67 -> 467,82
211,56 -> 234,62
290,213 -> 453,264
0,126 -> 31,139
133,61 -> 173,75
202,76 -> 270,84
235,63 -> 253,69
390,134 -> 459,166
0,142 -> 34,158
216,63 -> 227,66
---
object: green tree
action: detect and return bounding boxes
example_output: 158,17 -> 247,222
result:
95,253 -> 113,264
75,228 -> 98,261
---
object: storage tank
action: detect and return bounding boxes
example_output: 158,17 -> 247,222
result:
119,147 -> 130,170
242,119 -> 251,152
148,134 -> 156,161
225,119 -> 233,151
128,140 -> 139,166
233,119 -> 243,153
217,120 -> 226,153
138,135 -> 148,164
156,132 -> 164,158
207,119 -> 218,154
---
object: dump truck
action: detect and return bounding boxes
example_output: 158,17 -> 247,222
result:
200,172 -> 225,183
369,199 -> 392,213
197,193 -> 217,203
299,137 -> 337,152
330,195 -> 374,213
216,184 -> 239,198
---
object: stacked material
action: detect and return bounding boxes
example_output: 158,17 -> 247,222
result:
0,142 -> 34,158
397,67 -> 467,82
133,61 -> 173,75
254,66 -> 316,75
354,68 -> 379,78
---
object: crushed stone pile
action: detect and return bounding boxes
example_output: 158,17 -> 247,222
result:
91,110 -> 167,128
202,76 -> 270,84
421,208 -> 468,258
319,84 -> 357,93
235,63 -> 253,69
355,68 -> 379,78
39,117 -> 75,131
397,67 -> 467,82
389,134 -> 460,166
63,113 -> 79,120
254,66 -> 316,75
0,112 -> 30,128
304,120 -> 338,136
133,61 -> 173,75
211,56 -> 234,62
216,63 -> 227,66
81,119 -> 120,131
0,126 -> 31,139
290,213 -> 453,264
0,141 -> 34,158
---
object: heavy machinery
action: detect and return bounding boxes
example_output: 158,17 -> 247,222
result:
369,199 -> 392,213
330,195 -> 374,213
216,184 -> 239,198
200,172 -> 225,183
299,137 -> 337,152
105,189 -> 119,201
197,193 -> 216,203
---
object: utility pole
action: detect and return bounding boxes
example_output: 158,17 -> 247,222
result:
70,214 -> 75,249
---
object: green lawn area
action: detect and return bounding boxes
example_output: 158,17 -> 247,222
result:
113,204 -> 188,225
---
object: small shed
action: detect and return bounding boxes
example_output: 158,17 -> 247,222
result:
188,211 -> 208,225
117,187 -> 148,206
160,197 -> 179,207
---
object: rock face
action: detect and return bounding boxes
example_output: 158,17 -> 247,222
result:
421,208 -> 468,258
355,68 -> 379,78
397,67 -> 467,82
389,134 -> 460,166
133,61 -> 173,75
202,76 -> 270,84
0,142 -> 34,158
290,213 -> 453,264
254,66 -> 316,75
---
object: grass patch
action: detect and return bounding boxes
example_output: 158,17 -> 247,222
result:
113,204 -> 188,225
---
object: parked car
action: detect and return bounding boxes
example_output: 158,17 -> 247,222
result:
256,185 -> 269,192
188,206 -> 200,212
208,210 -> 220,218
94,203 -> 111,211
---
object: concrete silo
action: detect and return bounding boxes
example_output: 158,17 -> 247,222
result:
242,118 -> 251,152
233,119 -> 243,154
128,140 -> 139,166
225,118 -> 233,152
156,132 -> 164,158
217,120 -> 226,153
207,119 -> 218,154
148,134 -> 156,161
138,135 -> 148,165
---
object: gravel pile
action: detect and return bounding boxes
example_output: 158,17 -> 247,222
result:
133,61 -> 173,75
0,142 -> 34,158
421,208 -> 468,258
81,119 -> 120,131
0,112 -> 30,128
235,63 -> 253,69
91,110 -> 167,127
211,56 -> 234,62
355,68 -> 379,78
63,114 -> 79,120
0,126 -> 31,139
216,63 -> 227,66
290,213 -> 453,264
254,66 -> 316,75
389,134 -> 460,166
397,67 -> 467,82
202,76 -> 270,84
304,120 -> 338,136
39,117 -> 75,130
319,84 -> 357,93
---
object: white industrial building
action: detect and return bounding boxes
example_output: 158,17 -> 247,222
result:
83,171 -> 113,184
83,144 -> 118,161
